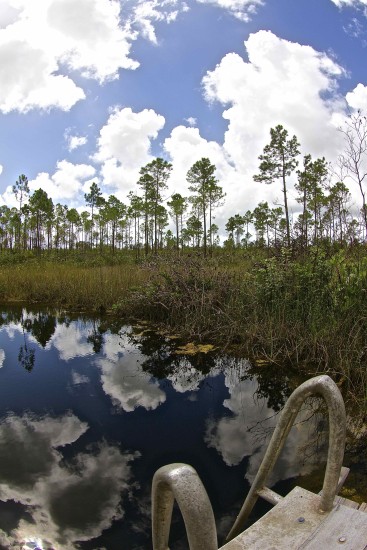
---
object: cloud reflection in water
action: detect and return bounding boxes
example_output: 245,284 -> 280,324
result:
166,356 -> 206,394
0,412 -> 139,549
205,364 -> 327,487
95,332 -> 166,412
47,323 -> 95,360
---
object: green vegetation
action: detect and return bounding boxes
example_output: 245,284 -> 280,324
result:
1,117 -> 367,405
254,124 -> 300,247
0,251 -> 147,310
115,248 -> 367,409
0,244 -> 366,407
1,117 -> 367,255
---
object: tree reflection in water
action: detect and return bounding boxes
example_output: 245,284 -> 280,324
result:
18,343 -> 35,373
18,310 -> 36,373
0,308 -> 331,549
86,319 -> 106,353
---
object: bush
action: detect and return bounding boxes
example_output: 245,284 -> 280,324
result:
115,251 -> 367,408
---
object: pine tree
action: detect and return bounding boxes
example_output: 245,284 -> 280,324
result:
254,125 -> 300,247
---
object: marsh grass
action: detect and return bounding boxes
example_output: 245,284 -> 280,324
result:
0,262 -> 146,310
1,248 -> 367,405
116,249 -> 367,407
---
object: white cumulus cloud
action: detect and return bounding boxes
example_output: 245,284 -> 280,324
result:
169,30 -> 347,226
0,0 -> 197,113
196,0 -> 263,21
203,30 -> 344,163
66,133 -> 88,152
330,0 -> 367,6
28,160 -> 96,203
184,116 -> 197,126
94,106 -> 165,194
346,83 -> 367,110
0,38 -> 85,113
131,0 -> 189,44
0,0 -> 139,113
46,0 -> 139,81
0,1 -> 21,28
163,124 -> 238,230
161,30 -> 351,233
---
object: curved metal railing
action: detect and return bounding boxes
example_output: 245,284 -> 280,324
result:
226,374 -> 346,541
151,375 -> 346,549
152,463 -> 218,550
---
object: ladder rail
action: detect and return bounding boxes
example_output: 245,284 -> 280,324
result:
151,463 -> 218,550
150,375 -> 347,548
226,374 -> 346,542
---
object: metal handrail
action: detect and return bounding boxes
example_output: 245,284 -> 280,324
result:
151,375 -> 346,549
151,463 -> 218,550
226,374 -> 346,542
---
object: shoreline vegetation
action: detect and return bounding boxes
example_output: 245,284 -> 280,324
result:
3,119 -> 367,406
0,250 -> 146,311
0,245 -> 366,409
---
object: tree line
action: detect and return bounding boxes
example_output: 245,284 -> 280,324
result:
1,157 -> 225,256
2,112 -> 367,256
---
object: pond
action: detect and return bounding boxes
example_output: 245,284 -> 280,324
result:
0,306 -> 329,550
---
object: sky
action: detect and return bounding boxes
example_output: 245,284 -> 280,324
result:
0,0 -> 367,235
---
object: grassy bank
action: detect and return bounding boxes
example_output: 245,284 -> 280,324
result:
1,247 -> 366,406
0,260 -> 147,310
115,248 -> 367,408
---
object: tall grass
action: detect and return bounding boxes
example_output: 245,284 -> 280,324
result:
1,248 -> 367,405
115,249 -> 367,407
0,262 -> 147,310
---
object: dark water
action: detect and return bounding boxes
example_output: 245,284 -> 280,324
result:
0,307 -> 328,550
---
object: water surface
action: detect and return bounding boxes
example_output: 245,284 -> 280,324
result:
0,307 -> 326,549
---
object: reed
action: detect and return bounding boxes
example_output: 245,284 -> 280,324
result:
0,262 -> 147,310
115,250 -> 367,408
1,248 -> 367,406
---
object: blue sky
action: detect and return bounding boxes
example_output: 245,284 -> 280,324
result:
0,0 -> 367,231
